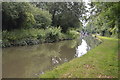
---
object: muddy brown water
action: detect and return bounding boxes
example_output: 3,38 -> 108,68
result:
2,36 -> 101,78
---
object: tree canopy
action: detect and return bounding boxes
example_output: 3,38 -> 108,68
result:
2,2 -> 52,30
32,2 -> 86,32
85,2 -> 119,38
2,2 -> 119,38
2,2 -> 87,32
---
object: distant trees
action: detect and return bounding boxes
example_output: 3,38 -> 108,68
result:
2,2 -> 52,30
2,2 -> 86,32
48,2 -> 86,32
32,2 -> 86,32
2,2 -> 35,30
86,2 -> 119,37
33,8 -> 52,29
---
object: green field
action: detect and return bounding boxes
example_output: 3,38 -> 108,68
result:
40,36 -> 119,78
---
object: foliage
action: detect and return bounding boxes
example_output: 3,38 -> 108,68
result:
45,27 -> 62,42
86,2 -> 119,38
33,8 -> 52,29
2,2 -> 52,30
66,29 -> 80,39
49,2 -> 85,32
33,2 -> 86,32
2,27 -> 79,47
1,2 -> 87,47
2,2 -> 36,30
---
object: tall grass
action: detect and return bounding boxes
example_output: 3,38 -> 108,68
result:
2,27 -> 79,47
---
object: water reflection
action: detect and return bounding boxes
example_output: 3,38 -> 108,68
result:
76,39 -> 90,57
2,36 -> 101,78
75,36 -> 101,57
2,40 -> 78,78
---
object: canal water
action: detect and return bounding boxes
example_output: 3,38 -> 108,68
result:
2,36 -> 101,78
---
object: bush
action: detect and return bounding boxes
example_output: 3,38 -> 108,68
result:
45,27 -> 62,42
66,29 -> 79,39
2,27 -> 62,47
34,8 -> 52,29
2,27 -> 79,47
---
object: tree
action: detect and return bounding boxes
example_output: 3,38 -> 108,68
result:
33,7 -> 52,29
33,2 -> 86,32
86,2 -> 119,37
2,2 -> 36,30
2,2 -> 52,30
48,2 -> 86,32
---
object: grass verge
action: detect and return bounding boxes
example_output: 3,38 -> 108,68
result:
40,36 -> 119,78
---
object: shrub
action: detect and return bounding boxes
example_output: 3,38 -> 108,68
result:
66,29 -> 79,39
2,27 -> 79,47
34,8 -> 52,29
45,27 -> 62,42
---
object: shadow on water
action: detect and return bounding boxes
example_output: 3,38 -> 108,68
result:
2,35 -> 101,78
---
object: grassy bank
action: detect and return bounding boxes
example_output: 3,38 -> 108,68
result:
40,36 -> 119,78
1,28 -> 79,48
